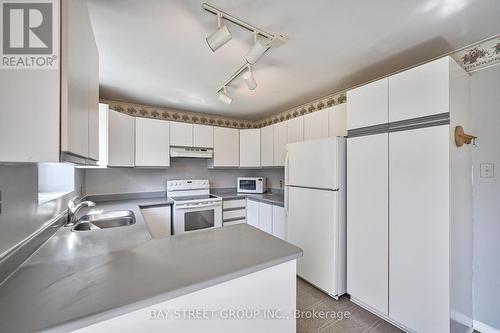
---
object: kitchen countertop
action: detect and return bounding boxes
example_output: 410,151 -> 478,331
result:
211,189 -> 285,207
0,196 -> 301,333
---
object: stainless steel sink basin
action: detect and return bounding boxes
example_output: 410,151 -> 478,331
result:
72,210 -> 136,231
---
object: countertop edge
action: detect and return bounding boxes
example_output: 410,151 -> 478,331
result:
43,253 -> 301,333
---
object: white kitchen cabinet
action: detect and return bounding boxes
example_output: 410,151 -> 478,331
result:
240,129 -> 261,167
135,118 -> 170,167
389,125 -> 450,333
272,205 -> 286,240
273,122 -> 287,167
304,109 -> 329,141
287,117 -> 304,143
246,199 -> 259,228
108,110 -> 135,167
328,104 -> 347,137
60,0 -> 99,163
141,205 -> 171,238
260,126 -> 274,167
347,133 -> 389,315
170,121 -> 193,147
389,57 -> 449,122
259,202 -> 273,234
347,78 -> 388,130
211,127 -> 239,167
193,124 -> 214,148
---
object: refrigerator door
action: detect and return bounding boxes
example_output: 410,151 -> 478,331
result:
287,186 -> 339,295
286,137 -> 340,190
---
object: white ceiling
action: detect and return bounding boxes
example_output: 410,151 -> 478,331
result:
87,0 -> 500,120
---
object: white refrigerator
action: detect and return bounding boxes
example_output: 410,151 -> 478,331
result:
285,136 -> 346,298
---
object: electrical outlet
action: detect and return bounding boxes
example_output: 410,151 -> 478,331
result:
279,180 -> 283,188
480,163 -> 494,178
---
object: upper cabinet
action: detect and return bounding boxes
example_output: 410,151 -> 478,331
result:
108,110 -> 135,167
170,122 -> 193,147
287,117 -> 304,143
193,124 -> 214,148
347,78 -> 388,130
304,109 -> 329,140
261,126 -> 274,167
0,0 -> 99,163
60,0 -> 99,164
211,127 -> 239,167
389,57 -> 450,122
240,129 -> 261,167
329,104 -> 347,137
273,122 -> 287,167
135,118 -> 170,168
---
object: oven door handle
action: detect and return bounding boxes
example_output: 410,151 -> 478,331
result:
175,202 -> 221,210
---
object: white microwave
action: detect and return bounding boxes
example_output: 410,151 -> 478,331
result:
237,177 -> 266,194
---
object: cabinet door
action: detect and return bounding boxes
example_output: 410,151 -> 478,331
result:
87,34 -> 100,161
347,78 -> 388,130
304,109 -> 329,141
193,124 -> 213,148
347,133 -> 388,315
213,127 -> 239,167
240,129 -> 261,167
141,205 -> 171,238
170,121 -> 193,147
272,205 -> 286,240
135,118 -> 170,167
273,122 -> 287,166
389,125 -> 450,333
389,57 -> 449,122
287,117 -> 304,143
108,110 -> 135,167
246,199 -> 259,228
329,104 -> 347,137
259,202 -> 273,234
260,126 -> 274,167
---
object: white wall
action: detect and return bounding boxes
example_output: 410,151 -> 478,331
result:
85,158 -> 284,195
470,65 -> 500,331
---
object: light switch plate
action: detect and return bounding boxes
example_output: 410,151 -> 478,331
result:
480,163 -> 494,178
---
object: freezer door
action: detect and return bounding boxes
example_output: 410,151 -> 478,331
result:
286,137 -> 340,189
287,186 -> 338,295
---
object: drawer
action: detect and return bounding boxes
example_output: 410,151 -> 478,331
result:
223,209 -> 246,220
224,219 -> 246,226
223,199 -> 246,209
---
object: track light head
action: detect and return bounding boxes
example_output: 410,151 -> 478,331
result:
206,14 -> 232,52
245,35 -> 271,64
243,66 -> 257,90
218,87 -> 232,104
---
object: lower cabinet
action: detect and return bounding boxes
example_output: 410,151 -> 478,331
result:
141,205 -> 171,238
246,199 -> 285,240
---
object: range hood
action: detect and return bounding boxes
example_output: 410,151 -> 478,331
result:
170,147 -> 213,159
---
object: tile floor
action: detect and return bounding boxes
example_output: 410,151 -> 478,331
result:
296,277 -> 404,333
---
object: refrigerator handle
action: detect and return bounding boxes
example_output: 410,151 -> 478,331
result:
284,151 -> 289,217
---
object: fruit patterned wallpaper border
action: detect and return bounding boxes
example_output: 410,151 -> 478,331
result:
103,36 -> 499,130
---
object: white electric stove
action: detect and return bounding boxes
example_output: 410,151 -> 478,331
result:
167,179 -> 222,235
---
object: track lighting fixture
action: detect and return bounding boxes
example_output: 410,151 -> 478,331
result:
206,13 -> 232,52
218,87 -> 232,105
243,65 -> 257,90
202,3 -> 287,104
246,33 -> 271,65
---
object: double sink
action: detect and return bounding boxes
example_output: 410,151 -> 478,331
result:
72,210 -> 136,231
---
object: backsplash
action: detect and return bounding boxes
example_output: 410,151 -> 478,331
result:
85,158 -> 284,195
0,165 -> 85,257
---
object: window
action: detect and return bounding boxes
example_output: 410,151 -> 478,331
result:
38,163 -> 75,204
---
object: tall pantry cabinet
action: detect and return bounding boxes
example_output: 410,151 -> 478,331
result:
346,56 -> 473,333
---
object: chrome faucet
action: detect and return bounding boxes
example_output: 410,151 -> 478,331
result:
67,197 -> 95,226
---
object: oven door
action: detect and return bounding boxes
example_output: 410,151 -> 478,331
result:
173,202 -> 222,235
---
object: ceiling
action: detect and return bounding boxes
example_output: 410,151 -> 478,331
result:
87,0 -> 500,120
